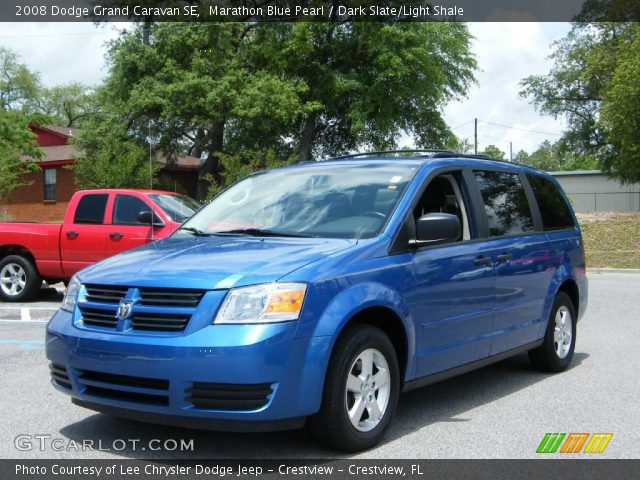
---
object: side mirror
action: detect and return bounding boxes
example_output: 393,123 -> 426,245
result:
411,212 -> 460,247
138,210 -> 164,227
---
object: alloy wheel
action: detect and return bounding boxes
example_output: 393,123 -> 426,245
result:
0,263 -> 26,297
554,305 -> 572,359
345,348 -> 391,432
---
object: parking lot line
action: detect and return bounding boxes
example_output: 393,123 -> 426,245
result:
0,319 -> 48,324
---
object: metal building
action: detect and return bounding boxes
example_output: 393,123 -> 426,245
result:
548,170 -> 640,212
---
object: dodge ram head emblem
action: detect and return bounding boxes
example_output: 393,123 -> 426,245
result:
116,300 -> 133,320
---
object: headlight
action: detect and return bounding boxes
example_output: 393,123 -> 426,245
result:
61,276 -> 81,312
214,283 -> 307,324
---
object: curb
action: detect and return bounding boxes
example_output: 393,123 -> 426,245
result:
589,268 -> 640,275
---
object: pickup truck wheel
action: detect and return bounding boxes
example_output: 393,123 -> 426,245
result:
309,324 -> 400,452
0,255 -> 42,302
528,292 -> 576,372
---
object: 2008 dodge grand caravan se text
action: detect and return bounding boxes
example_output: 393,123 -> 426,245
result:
46,151 -> 587,451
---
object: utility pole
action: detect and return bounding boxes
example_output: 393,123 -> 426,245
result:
143,19 -> 153,192
510,141 -> 513,162
474,118 -> 478,154
149,119 -> 153,190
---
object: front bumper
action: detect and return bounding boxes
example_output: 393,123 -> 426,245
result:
46,309 -> 332,431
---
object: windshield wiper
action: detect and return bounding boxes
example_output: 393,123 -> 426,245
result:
213,228 -> 315,238
177,226 -> 213,236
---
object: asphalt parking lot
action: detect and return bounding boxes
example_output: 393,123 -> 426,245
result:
0,272 -> 638,459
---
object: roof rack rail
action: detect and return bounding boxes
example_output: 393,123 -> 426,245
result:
326,149 -> 455,160
319,149 -> 495,161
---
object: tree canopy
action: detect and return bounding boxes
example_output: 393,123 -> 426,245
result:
0,46 -> 39,112
0,111 -> 41,207
481,144 -> 505,160
38,83 -> 99,128
515,140 -> 599,172
80,21 -> 476,198
520,23 -> 640,183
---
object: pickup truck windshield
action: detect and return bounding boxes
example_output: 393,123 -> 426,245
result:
148,193 -> 201,222
178,163 -> 417,239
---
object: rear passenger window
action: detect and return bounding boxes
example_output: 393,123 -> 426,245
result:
74,194 -> 108,224
474,171 -> 534,236
527,174 -> 575,230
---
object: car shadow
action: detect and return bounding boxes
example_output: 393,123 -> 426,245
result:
37,287 -> 63,301
58,351 -> 589,459
389,352 -> 589,440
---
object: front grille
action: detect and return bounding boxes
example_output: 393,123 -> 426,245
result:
77,370 -> 169,406
131,313 -> 190,331
139,288 -> 205,307
81,308 -> 117,328
84,285 -> 128,304
187,382 -> 274,411
49,363 -> 71,389
79,286 -> 205,333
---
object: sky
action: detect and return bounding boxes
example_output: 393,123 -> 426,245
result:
0,21 -> 571,155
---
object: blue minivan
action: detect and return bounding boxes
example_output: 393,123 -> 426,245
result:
46,151 -> 587,451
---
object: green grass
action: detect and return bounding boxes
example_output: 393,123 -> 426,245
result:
578,212 -> 640,269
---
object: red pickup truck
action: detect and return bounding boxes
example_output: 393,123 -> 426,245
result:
0,189 -> 200,301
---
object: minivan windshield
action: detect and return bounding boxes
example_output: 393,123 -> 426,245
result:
177,163 -> 418,239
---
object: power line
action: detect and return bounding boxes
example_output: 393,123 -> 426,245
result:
479,120 -> 563,136
0,22 -> 229,39
450,120 -> 474,131
0,31 -> 118,38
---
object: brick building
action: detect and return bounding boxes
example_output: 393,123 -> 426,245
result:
2,124 -> 202,222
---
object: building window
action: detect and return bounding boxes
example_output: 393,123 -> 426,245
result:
44,168 -> 57,201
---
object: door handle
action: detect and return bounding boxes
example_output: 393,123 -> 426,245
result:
109,232 -> 123,239
66,231 -> 78,238
496,253 -> 513,263
474,256 -> 492,266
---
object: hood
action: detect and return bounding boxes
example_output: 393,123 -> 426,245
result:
77,235 -> 355,289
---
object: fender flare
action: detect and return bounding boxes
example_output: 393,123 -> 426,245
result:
308,282 -> 417,382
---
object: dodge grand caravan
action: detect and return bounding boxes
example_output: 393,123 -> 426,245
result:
46,151 -> 587,451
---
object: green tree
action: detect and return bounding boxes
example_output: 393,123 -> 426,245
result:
268,22 -> 477,160
481,144 -> 506,160
0,111 -> 41,206
71,113 -> 158,189
514,149 -> 530,164
443,135 -> 474,153
520,23 -> 640,183
38,83 -> 99,127
0,47 -> 40,112
520,140 -> 560,171
89,21 -> 476,199
91,22 -> 315,198
516,140 -> 599,171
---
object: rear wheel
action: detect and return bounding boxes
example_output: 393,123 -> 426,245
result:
309,324 -> 400,452
0,255 -> 42,302
529,292 -> 576,372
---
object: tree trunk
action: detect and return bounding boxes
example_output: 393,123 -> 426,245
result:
297,112 -> 318,162
197,120 -> 225,200
189,129 -> 205,158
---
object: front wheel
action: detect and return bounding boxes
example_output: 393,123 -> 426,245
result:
529,292 -> 576,372
0,255 -> 42,302
309,324 -> 400,452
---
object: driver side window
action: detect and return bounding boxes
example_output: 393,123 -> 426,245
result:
113,195 -> 152,225
413,173 -> 471,241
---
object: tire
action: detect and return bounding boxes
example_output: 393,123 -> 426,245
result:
0,255 -> 42,302
529,292 -> 576,372
309,324 -> 400,452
